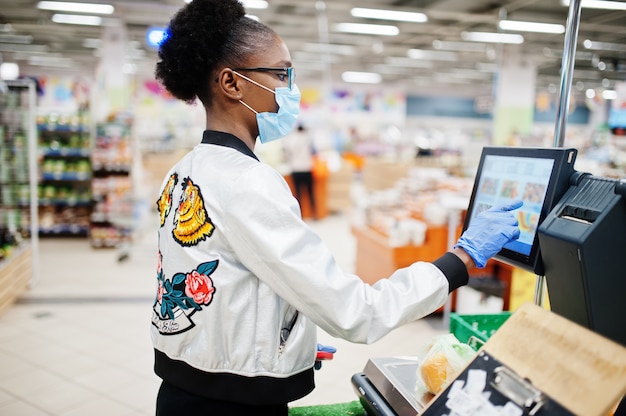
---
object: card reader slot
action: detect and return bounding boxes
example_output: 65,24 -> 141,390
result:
559,205 -> 599,223
559,214 -> 592,225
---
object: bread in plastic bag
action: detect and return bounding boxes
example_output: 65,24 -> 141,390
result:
415,333 -> 476,396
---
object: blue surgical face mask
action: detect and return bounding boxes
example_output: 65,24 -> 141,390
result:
234,71 -> 301,144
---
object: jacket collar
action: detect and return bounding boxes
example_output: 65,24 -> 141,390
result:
201,130 -> 259,161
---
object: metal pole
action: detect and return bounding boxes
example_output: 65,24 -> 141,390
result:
553,0 -> 583,148
535,0 -> 582,306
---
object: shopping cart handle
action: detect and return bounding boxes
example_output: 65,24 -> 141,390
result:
316,351 -> 334,360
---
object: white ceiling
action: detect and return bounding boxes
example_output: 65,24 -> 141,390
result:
1,0 -> 625,98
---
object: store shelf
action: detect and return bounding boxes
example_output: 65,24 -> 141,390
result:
41,172 -> 91,181
38,200 -> 91,207
37,123 -> 89,132
41,148 -> 91,157
0,80 -> 38,311
90,119 -> 134,248
38,225 -> 90,236
37,114 -> 92,237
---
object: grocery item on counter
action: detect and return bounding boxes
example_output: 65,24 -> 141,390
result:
415,334 -> 476,396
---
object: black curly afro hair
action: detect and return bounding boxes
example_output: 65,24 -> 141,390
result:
155,0 -> 277,105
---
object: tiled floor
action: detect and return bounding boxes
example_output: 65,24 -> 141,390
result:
0,213 -> 447,415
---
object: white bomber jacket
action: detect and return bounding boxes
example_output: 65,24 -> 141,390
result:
151,130 -> 469,405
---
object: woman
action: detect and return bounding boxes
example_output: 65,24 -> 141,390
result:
151,0 -> 521,414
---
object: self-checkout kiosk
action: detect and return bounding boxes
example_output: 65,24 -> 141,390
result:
351,148 -> 626,416
462,146 -> 626,348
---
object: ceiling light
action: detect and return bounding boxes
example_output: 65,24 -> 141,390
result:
186,0 -> 268,8
583,39 -> 626,52
498,20 -> 565,34
561,0 -> 626,10
461,32 -> 524,44
0,62 -> 19,80
37,1 -> 114,14
350,8 -> 427,23
432,40 -> 487,52
52,14 -> 102,26
602,90 -> 617,100
407,49 -> 458,61
341,71 -> 382,84
335,23 -> 399,36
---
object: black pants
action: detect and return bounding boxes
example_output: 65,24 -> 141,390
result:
291,171 -> 315,216
156,381 -> 289,416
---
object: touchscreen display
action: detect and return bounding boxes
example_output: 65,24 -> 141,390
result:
467,154 -> 555,256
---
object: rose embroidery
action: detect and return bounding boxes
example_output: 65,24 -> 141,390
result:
185,270 -> 215,305
154,258 -> 219,321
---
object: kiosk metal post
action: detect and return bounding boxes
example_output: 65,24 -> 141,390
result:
534,0 -> 582,307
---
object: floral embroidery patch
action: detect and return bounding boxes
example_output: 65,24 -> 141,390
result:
156,173 -> 178,227
172,177 -> 215,247
152,251 -> 218,335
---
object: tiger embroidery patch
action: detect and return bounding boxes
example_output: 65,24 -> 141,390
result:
157,173 -> 178,227
172,177 -> 215,246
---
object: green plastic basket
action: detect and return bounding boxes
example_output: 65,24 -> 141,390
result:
450,312 -> 512,351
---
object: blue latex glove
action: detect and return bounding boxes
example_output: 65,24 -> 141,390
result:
455,200 -> 523,268
314,343 -> 337,370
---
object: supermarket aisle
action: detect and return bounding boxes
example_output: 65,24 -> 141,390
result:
0,213 -> 447,415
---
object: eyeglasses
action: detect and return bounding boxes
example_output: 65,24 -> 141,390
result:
232,67 -> 295,90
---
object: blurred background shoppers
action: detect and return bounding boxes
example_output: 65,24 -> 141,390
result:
284,124 -> 317,219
